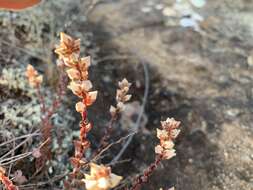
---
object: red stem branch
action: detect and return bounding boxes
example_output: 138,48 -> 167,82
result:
92,113 -> 118,157
130,154 -> 163,190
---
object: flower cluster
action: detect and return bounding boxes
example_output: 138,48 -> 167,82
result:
0,167 -> 18,190
110,78 -> 131,116
155,118 -> 181,160
25,64 -> 43,87
55,32 -> 97,177
55,32 -> 80,60
25,64 -> 53,170
55,33 -> 97,114
83,163 -> 122,190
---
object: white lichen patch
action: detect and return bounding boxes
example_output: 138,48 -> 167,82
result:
0,67 -> 42,128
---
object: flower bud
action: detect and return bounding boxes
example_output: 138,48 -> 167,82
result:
76,101 -> 86,113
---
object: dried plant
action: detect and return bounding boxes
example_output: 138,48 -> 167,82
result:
1,32 -> 182,190
54,33 -> 181,190
26,64 -> 52,170
25,63 -> 64,173
130,118 -> 181,190
55,33 -> 98,187
97,78 -> 132,153
0,167 -> 18,190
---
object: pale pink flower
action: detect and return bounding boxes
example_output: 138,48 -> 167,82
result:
75,101 -> 86,113
55,32 -> 80,59
156,117 -> 181,160
110,78 -> 131,116
26,64 -> 43,87
13,170 -> 27,184
83,163 -> 122,190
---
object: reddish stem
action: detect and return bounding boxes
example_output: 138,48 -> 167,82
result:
0,169 -> 18,190
36,85 -> 52,160
47,67 -> 67,118
93,113 -> 117,156
70,74 -> 92,178
130,154 -> 163,190
34,70 -> 66,169
36,85 -> 46,114
101,114 -> 117,145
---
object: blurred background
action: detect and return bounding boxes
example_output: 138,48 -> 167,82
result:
0,0 -> 253,189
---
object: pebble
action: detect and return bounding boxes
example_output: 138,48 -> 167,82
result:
190,0 -> 206,8
247,55 -> 253,67
162,7 -> 177,17
226,109 -> 240,117
155,4 -> 164,10
141,7 -> 152,13
188,158 -> 194,163
180,17 -> 198,29
224,151 -> 228,159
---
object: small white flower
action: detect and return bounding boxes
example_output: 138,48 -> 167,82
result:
83,163 -> 122,190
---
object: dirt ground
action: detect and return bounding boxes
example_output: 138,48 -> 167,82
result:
0,0 -> 253,190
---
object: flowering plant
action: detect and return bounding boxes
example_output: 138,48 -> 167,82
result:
0,32 -> 182,190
